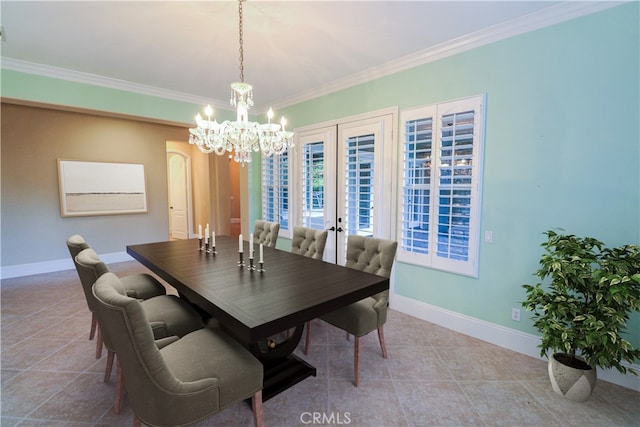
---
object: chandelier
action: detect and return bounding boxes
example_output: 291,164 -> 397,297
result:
189,0 -> 294,165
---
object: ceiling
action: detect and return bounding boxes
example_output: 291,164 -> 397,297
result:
0,1 -> 616,114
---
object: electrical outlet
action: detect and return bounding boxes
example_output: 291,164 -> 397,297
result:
511,308 -> 521,321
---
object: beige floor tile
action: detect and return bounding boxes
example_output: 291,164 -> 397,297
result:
0,338 -> 70,370
387,346 -> 453,381
28,373 -> 115,423
30,338 -> 102,373
329,379 -> 407,426
436,345 -> 517,381
460,380 -> 558,426
523,379 -> 638,426
2,263 -> 639,427
1,370 -> 79,417
394,380 -> 485,426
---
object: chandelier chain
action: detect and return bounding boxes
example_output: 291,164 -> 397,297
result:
189,0 -> 294,165
238,0 -> 244,83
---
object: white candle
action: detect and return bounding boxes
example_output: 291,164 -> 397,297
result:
239,234 -> 243,253
259,244 -> 264,263
198,224 -> 202,239
249,233 -> 254,258
212,231 -> 216,247
205,225 -> 209,243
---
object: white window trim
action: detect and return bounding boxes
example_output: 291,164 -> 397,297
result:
397,94 -> 486,277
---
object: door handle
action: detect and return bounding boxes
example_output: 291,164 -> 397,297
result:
336,227 -> 343,232
327,226 -> 336,231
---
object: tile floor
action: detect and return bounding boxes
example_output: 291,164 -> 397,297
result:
1,261 -> 639,426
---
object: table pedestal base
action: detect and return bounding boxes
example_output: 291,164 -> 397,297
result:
247,324 -> 316,403
261,354 -> 316,402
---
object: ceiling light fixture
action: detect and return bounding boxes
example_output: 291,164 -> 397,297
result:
189,0 -> 293,165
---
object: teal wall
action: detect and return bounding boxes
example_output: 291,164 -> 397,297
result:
255,3 -> 640,345
2,4 -> 638,346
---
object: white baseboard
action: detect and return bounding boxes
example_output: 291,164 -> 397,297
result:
0,252 -> 133,279
391,294 -> 640,392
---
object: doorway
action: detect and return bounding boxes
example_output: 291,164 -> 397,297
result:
293,109 -> 396,264
167,150 -> 193,239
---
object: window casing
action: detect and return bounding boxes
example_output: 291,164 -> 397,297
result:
398,95 -> 485,277
261,151 -> 289,233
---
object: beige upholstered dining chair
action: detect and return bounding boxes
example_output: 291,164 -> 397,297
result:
306,235 -> 397,386
66,235 -> 167,343
92,272 -> 264,427
75,248 -> 204,413
289,226 -> 329,343
253,220 -> 280,248
291,226 -> 328,260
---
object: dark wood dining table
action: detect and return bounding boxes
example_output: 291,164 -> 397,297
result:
127,236 -> 389,401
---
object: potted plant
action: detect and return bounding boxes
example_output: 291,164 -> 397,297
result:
522,230 -> 640,401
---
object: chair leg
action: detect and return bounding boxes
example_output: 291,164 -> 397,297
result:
114,358 -> 125,414
133,416 -> 142,427
95,326 -> 104,359
303,321 -> 311,355
252,390 -> 264,427
353,336 -> 360,387
89,312 -> 97,340
104,350 -> 115,382
377,326 -> 388,359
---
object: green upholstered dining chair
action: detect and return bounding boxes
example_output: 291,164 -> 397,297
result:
291,226 -> 328,260
66,235 -> 167,342
75,248 -> 204,413
92,272 -> 264,427
253,220 -> 280,248
307,235 -> 397,387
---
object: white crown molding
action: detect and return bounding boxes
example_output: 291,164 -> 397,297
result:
272,1 -> 626,109
1,57 -> 231,111
1,1 -> 626,113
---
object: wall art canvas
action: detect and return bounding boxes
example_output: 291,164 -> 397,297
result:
58,159 -> 148,217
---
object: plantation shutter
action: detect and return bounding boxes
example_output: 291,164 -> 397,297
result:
301,141 -> 325,230
398,95 -> 485,277
344,133 -> 375,237
261,151 -> 289,231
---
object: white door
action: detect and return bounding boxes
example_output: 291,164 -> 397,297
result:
297,126 -> 337,261
168,153 -> 189,239
294,112 -> 395,264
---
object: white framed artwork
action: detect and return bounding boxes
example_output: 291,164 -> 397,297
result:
57,159 -> 148,217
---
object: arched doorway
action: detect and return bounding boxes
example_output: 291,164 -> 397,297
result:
167,150 -> 193,239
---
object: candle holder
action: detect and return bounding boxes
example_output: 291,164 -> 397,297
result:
248,257 -> 256,271
258,261 -> 265,273
209,245 -> 217,255
238,252 -> 245,267
198,238 -> 204,251
205,241 -> 210,253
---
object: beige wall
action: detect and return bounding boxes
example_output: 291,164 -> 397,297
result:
1,102 -> 190,266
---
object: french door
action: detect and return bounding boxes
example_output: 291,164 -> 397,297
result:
294,110 -> 395,264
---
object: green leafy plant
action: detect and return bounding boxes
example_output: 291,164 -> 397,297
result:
522,230 -> 640,374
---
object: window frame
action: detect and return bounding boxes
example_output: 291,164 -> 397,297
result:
261,150 -> 290,238
397,94 -> 486,277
